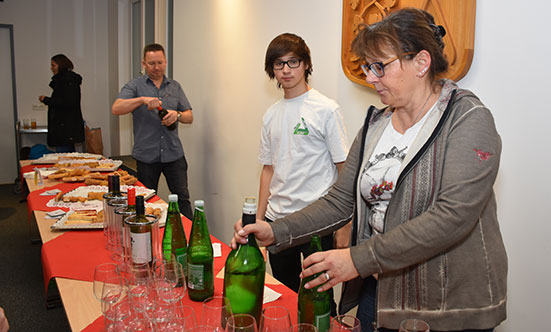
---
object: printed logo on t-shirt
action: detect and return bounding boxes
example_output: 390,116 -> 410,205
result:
293,117 -> 310,135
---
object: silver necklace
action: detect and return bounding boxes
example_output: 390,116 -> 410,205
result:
397,90 -> 433,131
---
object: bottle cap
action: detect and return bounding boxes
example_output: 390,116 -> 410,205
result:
127,188 -> 136,205
243,196 -> 257,215
168,194 -> 178,202
194,200 -> 204,208
157,106 -> 163,111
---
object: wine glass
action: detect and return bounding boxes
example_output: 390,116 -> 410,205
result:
398,319 -> 430,332
127,263 -> 156,315
202,296 -> 233,331
259,306 -> 291,332
155,259 -> 186,305
188,326 -> 217,332
93,263 -> 120,301
225,314 -> 258,332
101,275 -> 123,331
173,304 -> 198,330
291,323 -> 318,332
329,315 -> 361,332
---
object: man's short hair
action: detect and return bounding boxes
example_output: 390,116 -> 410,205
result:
264,33 -> 313,84
143,43 -> 165,59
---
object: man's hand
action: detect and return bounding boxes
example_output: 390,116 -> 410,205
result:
231,219 -> 275,249
299,248 -> 359,292
0,307 -> 9,332
143,97 -> 162,110
161,110 -> 179,127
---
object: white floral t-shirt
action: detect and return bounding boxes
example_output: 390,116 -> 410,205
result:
360,104 -> 435,233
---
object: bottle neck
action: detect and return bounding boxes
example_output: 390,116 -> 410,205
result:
136,196 -> 145,216
242,212 -> 257,245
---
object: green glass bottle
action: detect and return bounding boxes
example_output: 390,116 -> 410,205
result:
186,200 -> 214,301
128,195 -> 154,265
298,235 -> 331,332
162,194 -> 188,281
157,106 -> 177,130
223,197 -> 265,325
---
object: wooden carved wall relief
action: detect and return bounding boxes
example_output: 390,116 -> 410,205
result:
342,0 -> 476,87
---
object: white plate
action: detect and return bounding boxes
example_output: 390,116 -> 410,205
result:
50,202 -> 168,230
52,159 -> 123,172
46,185 -> 156,209
31,153 -> 104,164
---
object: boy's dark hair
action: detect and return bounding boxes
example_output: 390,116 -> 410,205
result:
143,43 -> 165,59
51,54 -> 74,73
265,33 -> 313,84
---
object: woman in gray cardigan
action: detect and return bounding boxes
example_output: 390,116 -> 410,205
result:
232,8 -> 507,332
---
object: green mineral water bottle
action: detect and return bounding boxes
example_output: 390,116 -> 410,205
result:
297,234 -> 331,332
186,200 -> 214,301
223,197 -> 265,325
162,194 -> 188,281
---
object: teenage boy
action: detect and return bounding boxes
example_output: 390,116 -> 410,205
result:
258,33 -> 349,309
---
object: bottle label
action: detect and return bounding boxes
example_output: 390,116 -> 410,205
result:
315,311 -> 330,332
187,263 -> 204,290
176,253 -> 187,277
130,231 -> 152,264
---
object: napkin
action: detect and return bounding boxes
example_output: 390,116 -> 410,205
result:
212,242 -> 222,257
45,209 -> 66,219
40,189 -> 62,196
263,285 -> 282,304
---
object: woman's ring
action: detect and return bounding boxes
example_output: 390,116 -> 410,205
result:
324,272 -> 330,282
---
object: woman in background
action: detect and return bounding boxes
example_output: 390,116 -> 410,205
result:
39,54 -> 84,152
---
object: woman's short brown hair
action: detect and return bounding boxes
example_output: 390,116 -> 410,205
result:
351,8 -> 448,80
51,54 -> 74,73
264,33 -> 313,84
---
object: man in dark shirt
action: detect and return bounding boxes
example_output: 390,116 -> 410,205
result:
112,43 -> 193,219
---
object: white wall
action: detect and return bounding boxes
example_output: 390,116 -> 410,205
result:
173,1 -> 550,331
0,0 -> 113,158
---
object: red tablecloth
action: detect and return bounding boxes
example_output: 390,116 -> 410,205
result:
27,182 -> 83,220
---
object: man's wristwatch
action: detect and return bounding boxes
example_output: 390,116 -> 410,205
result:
177,111 -> 182,121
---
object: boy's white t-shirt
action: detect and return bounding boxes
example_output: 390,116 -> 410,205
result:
360,103 -> 436,234
258,89 -> 349,221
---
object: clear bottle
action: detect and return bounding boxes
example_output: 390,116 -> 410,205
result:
157,106 -> 177,130
128,195 -> 154,265
223,197 -> 265,325
186,200 -> 214,301
162,194 -> 188,281
297,234 -> 331,332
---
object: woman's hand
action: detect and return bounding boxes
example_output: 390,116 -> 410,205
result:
39,95 -> 45,103
231,219 -> 275,249
300,248 -> 359,292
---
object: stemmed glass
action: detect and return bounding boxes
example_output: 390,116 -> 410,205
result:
225,314 -> 258,332
202,296 -> 233,331
291,324 -> 318,332
127,263 -> 156,315
93,263 -> 120,301
259,306 -> 291,332
399,319 -> 430,332
101,275 -> 124,331
329,315 -> 361,332
172,304 -> 198,330
155,259 -> 186,305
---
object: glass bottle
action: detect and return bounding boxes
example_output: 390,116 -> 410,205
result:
186,200 -> 214,301
157,106 -> 177,130
223,197 -> 265,325
298,234 -> 331,332
162,194 -> 188,280
128,195 -> 154,265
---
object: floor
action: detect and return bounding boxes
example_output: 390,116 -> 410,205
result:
0,183 -> 71,331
